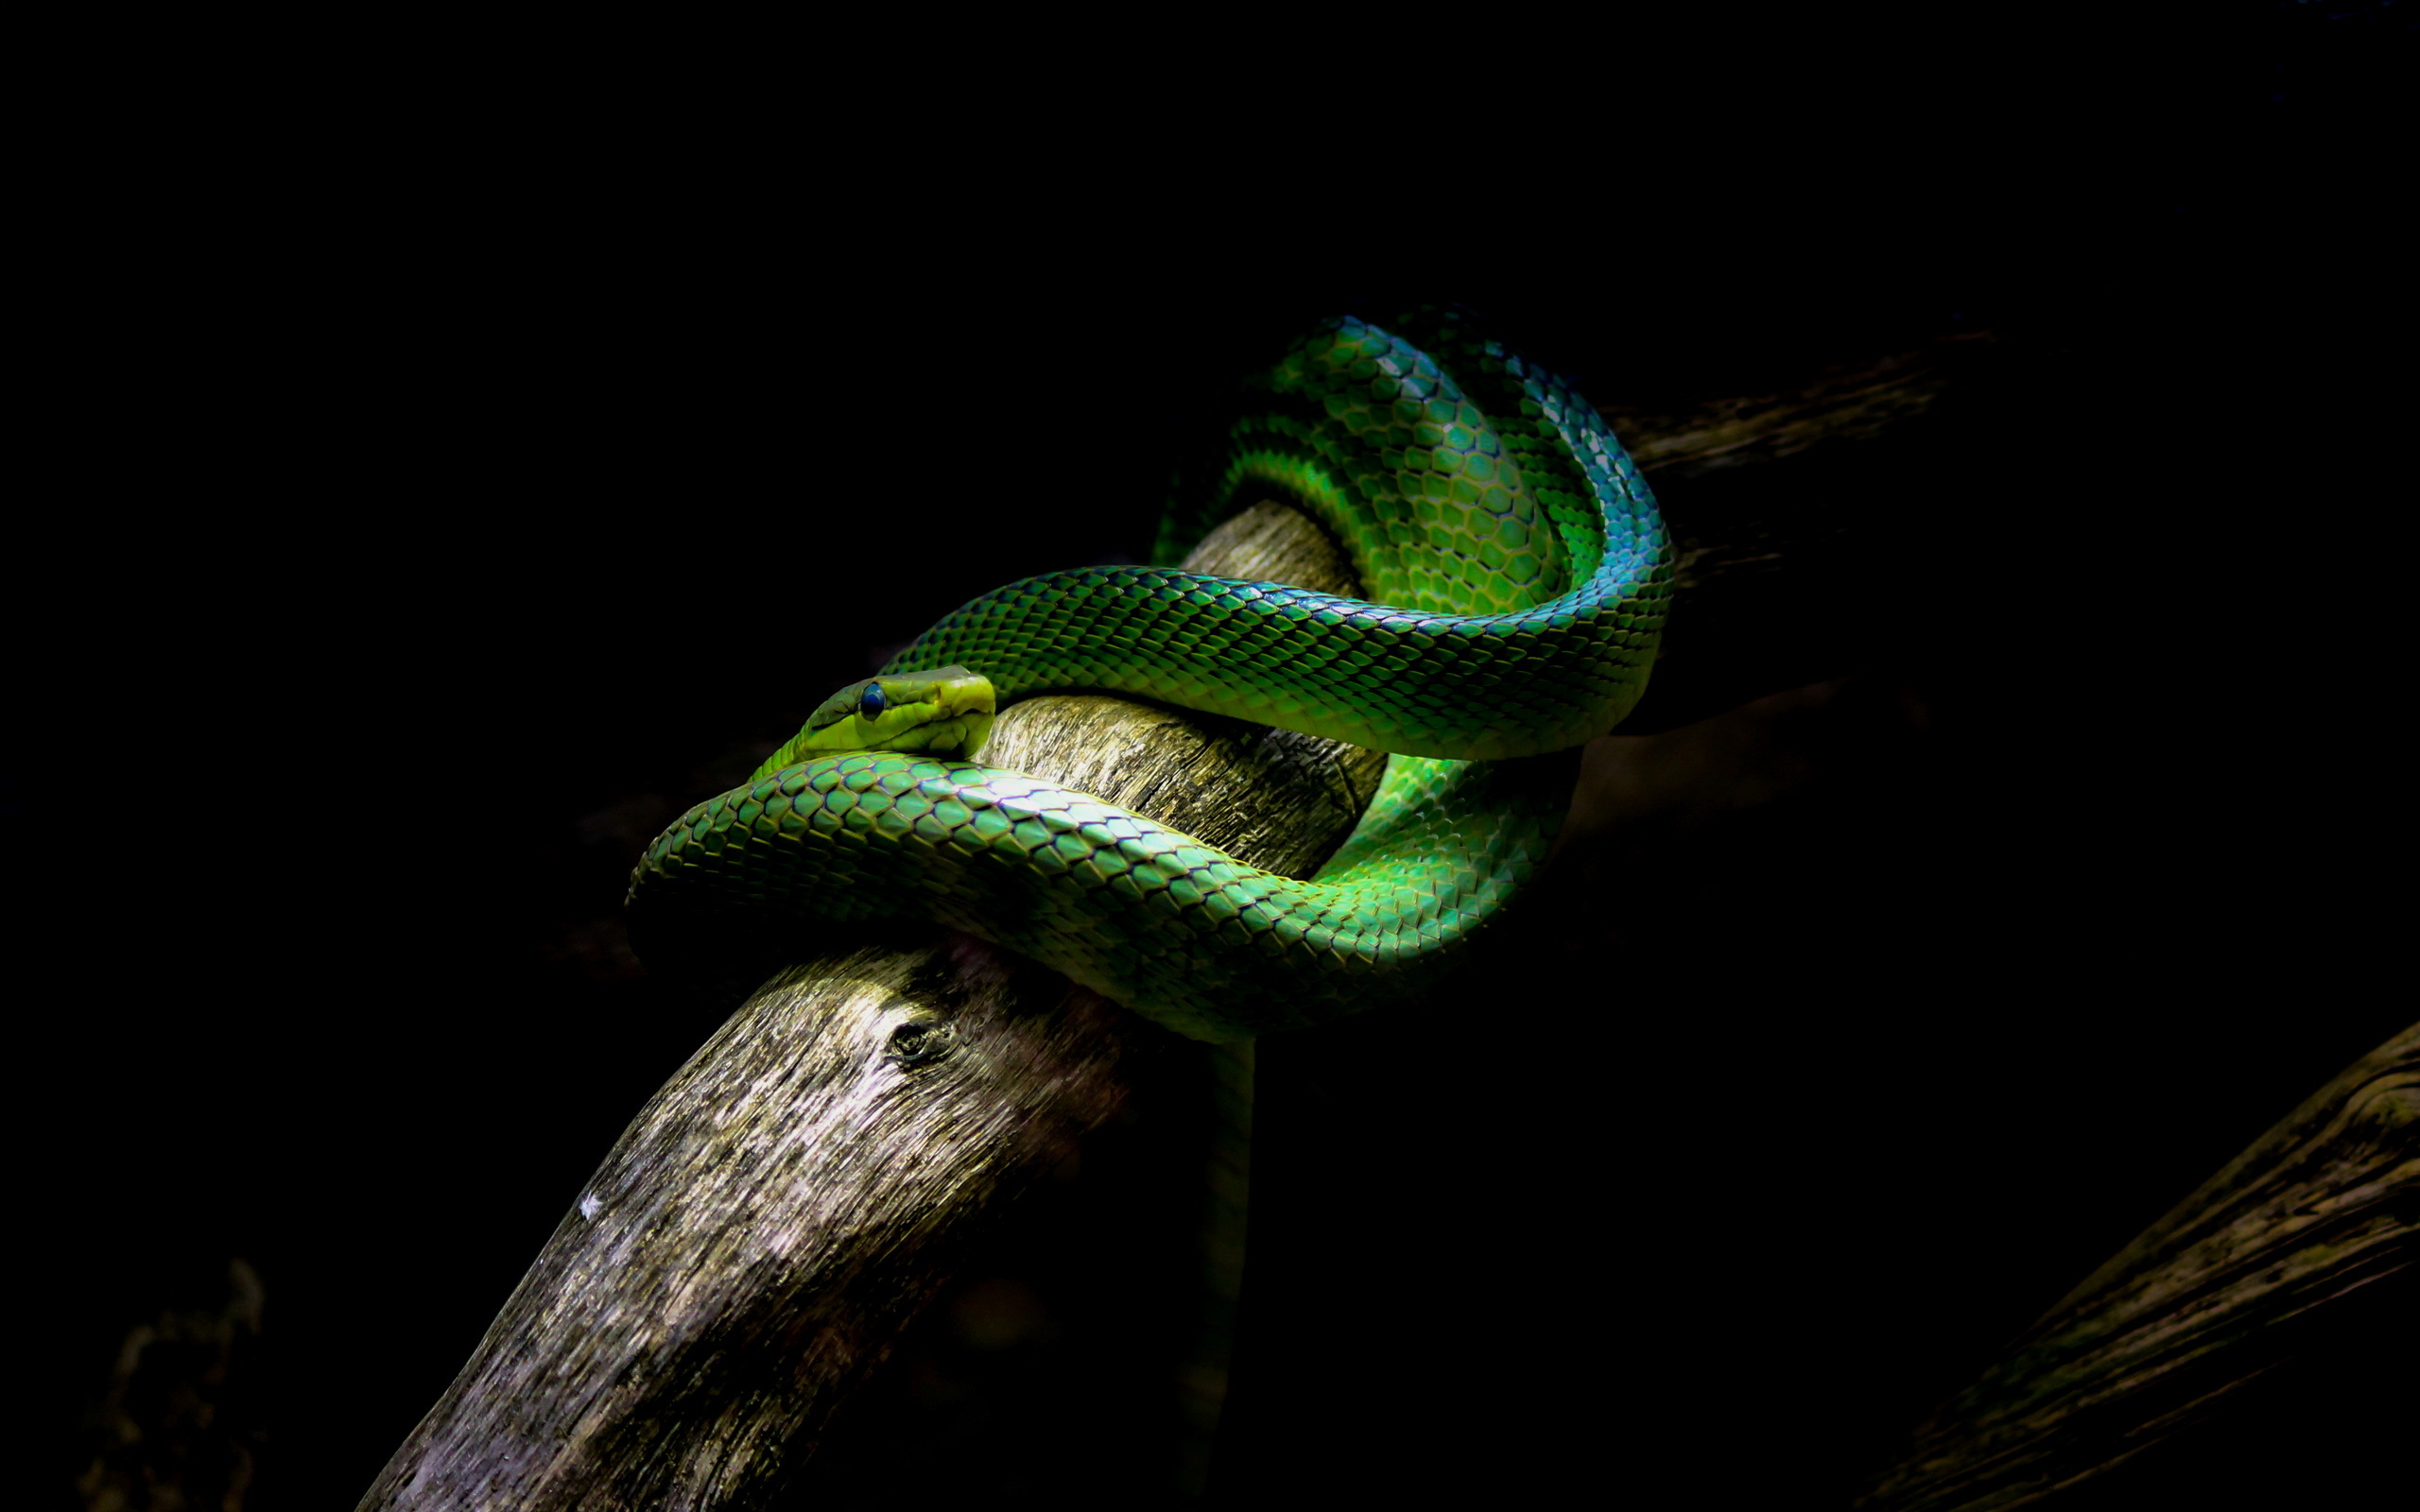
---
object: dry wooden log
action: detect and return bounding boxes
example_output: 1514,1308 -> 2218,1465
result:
360,333 -> 2019,1508
1856,1022 -> 2419,1509
1605,334 -> 1988,482
357,502 -> 1384,1509
1604,330 -> 1999,732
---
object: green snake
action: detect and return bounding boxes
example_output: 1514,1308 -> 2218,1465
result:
628,310 -> 1670,1041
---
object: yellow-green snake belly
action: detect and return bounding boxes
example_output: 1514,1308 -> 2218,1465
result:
628,310 -> 1671,1041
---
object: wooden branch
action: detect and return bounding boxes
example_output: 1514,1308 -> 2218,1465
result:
358,502 -> 1381,1510
361,335 -> 2007,1508
1856,1022 -> 2420,1509
1610,335 -> 1995,481
1604,331 -> 1998,732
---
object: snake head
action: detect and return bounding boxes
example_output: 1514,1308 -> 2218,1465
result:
750,665 -> 996,780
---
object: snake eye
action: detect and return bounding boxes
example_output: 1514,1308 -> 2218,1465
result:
858,682 -> 886,720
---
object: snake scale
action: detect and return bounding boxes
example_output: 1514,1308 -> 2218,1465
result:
627,310 -> 1671,1041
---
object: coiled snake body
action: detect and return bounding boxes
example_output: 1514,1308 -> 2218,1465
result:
629,311 -> 1670,1040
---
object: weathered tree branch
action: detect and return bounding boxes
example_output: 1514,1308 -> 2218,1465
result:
366,330 -> 2379,1510
1605,331 -> 1997,732
1857,1022 -> 2419,1509
359,502 -> 1384,1509
1604,335 -> 1986,483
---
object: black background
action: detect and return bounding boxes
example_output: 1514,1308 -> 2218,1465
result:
24,6 -> 2411,1507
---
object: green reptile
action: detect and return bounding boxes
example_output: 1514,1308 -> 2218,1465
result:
627,310 -> 1670,1041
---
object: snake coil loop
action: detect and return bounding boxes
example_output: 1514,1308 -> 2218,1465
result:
630,311 -> 1669,1040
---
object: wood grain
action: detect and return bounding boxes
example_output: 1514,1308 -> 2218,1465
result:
357,502 -> 1378,1509
1857,1022 -> 2418,1509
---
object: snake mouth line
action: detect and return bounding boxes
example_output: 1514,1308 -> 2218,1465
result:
915,681 -> 995,758
930,714 -> 990,755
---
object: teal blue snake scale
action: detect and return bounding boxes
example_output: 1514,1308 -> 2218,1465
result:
628,309 -> 1670,1040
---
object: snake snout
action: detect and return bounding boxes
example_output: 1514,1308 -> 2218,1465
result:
906,669 -> 995,758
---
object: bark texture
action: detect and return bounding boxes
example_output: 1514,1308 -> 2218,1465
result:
1606,331 -> 1998,732
1857,1022 -> 2419,1509
358,502 -> 1383,1509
